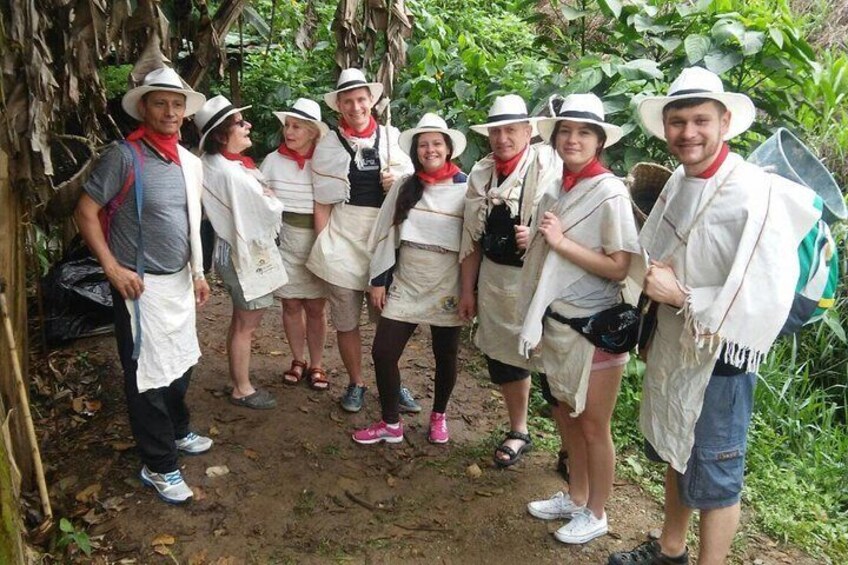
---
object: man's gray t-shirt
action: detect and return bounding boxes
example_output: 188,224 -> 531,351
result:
83,142 -> 190,273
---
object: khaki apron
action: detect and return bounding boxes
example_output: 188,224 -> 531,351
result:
382,245 -> 462,327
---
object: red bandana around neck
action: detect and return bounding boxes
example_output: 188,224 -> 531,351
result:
126,125 -> 181,165
416,162 -> 460,185
562,157 -> 610,192
494,146 -> 528,178
340,116 -> 378,139
696,143 -> 730,179
221,150 -> 257,169
277,143 -> 314,169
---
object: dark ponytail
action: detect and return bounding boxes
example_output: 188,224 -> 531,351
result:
393,132 -> 454,225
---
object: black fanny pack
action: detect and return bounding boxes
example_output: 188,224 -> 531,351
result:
545,302 -> 641,354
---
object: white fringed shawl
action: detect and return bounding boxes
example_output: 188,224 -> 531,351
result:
638,153 -> 820,472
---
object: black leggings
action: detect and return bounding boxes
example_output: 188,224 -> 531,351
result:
372,317 -> 461,424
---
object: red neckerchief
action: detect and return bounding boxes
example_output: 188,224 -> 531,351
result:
562,157 -> 610,192
339,116 -> 378,139
494,146 -> 528,178
126,125 -> 181,165
277,143 -> 314,170
696,143 -> 730,179
416,162 -> 460,185
221,150 -> 257,169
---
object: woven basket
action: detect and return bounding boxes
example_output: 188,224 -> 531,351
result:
625,162 -> 673,225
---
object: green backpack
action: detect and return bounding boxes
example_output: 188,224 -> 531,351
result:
781,196 -> 840,335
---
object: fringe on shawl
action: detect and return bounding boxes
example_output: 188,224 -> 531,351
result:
680,291 -> 766,374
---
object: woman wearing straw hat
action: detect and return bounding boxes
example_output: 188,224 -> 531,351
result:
196,95 -> 285,410
460,94 -> 560,467
260,99 -> 331,390
307,68 -> 415,414
516,93 -> 641,544
351,113 -> 471,445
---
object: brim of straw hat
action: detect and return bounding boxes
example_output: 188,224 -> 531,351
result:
398,126 -> 467,160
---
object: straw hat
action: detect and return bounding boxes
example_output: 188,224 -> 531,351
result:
194,95 -> 251,149
398,113 -> 467,159
323,68 -> 383,112
121,67 -> 206,121
469,94 -> 538,136
273,98 -> 330,138
637,66 -> 756,141
536,93 -> 624,147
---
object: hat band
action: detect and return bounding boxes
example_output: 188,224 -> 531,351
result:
558,110 -> 604,123
288,107 -> 319,122
335,79 -> 369,91
202,104 -> 236,134
670,88 -> 713,97
486,113 -> 529,124
147,82 -> 187,89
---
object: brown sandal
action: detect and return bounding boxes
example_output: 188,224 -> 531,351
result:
307,367 -> 329,391
283,359 -> 307,385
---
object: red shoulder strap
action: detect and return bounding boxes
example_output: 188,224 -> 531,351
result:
98,140 -> 141,241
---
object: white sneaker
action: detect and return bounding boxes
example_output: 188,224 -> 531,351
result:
527,491 -> 584,520
553,507 -> 608,544
139,465 -> 193,504
175,432 -> 213,454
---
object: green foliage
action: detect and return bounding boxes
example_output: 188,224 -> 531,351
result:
238,0 -> 338,157
395,0 -> 556,169
56,517 -> 92,557
523,0 -> 848,177
100,64 -> 133,99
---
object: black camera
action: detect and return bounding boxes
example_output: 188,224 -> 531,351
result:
481,232 -> 521,263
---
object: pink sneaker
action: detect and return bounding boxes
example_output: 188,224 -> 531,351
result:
428,412 -> 449,444
352,421 -> 404,445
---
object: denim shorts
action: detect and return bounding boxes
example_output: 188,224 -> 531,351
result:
645,371 -> 756,510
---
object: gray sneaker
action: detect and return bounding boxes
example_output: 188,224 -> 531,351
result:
139,465 -> 193,504
398,387 -> 422,413
340,384 -> 367,413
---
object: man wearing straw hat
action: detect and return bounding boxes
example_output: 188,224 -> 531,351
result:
608,67 -> 822,565
307,68 -> 414,413
460,94 -> 560,467
75,66 -> 212,504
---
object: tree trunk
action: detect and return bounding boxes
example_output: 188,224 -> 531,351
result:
0,147 -> 26,564
0,147 -> 33,488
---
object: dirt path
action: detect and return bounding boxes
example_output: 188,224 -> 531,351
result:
33,283 -> 816,564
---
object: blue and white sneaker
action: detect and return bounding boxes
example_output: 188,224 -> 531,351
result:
139,465 -> 193,504
398,387 -> 422,413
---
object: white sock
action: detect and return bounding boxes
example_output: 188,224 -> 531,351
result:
385,422 -> 400,429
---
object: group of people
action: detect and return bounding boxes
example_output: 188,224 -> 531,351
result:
75,62 -> 824,565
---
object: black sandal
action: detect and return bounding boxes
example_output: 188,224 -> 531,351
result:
557,449 -> 569,482
493,431 -> 533,468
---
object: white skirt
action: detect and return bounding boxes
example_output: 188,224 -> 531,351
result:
275,225 -> 326,300
382,245 -> 462,327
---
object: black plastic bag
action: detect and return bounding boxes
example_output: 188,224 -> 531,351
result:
41,241 -> 114,345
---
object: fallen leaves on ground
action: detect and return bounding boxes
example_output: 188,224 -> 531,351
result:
150,533 -> 175,546
75,483 -> 102,503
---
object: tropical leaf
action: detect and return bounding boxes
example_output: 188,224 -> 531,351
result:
684,34 -> 711,64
